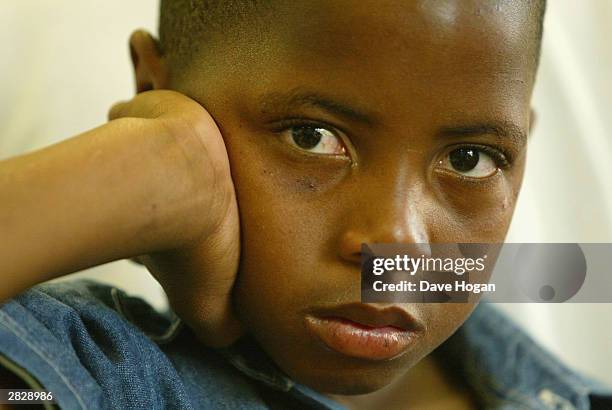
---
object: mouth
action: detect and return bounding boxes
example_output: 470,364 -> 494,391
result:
304,303 -> 425,361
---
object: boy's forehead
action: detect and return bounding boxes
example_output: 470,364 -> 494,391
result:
282,0 -> 533,34
275,0 -> 535,67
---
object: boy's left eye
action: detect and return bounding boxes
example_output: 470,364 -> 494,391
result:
281,125 -> 347,156
438,147 -> 505,178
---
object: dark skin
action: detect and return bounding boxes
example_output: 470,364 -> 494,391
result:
0,0 -> 536,407
131,0 -> 535,399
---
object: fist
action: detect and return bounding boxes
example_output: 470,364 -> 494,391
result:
110,90 -> 243,346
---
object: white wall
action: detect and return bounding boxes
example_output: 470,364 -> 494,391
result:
0,1 -> 167,310
1,0 -> 610,385
501,0 -> 612,387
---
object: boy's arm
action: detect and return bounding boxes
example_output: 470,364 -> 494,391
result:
0,90 -> 242,346
0,117 -> 193,300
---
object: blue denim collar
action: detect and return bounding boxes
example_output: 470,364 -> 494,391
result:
436,303 -> 610,409
218,304 -> 611,410
220,337 -> 294,392
220,337 -> 345,409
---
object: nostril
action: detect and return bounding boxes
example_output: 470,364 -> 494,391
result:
344,249 -> 363,265
338,230 -> 367,265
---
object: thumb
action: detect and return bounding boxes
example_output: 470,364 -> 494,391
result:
108,100 -> 129,121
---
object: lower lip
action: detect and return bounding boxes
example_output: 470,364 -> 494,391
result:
305,316 -> 418,361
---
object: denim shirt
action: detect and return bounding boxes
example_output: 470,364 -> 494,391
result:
0,280 -> 610,410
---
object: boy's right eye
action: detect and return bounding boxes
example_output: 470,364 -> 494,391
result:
279,124 -> 348,156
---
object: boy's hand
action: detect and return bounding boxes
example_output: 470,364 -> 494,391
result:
110,90 -> 243,347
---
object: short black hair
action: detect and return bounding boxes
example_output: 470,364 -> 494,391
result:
159,0 -> 547,67
159,0 -> 264,66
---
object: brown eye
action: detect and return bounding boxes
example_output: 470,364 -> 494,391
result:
292,126 -> 324,149
439,147 -> 498,178
281,125 -> 347,156
450,148 -> 480,172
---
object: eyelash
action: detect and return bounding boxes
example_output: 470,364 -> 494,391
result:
273,118 -> 343,135
448,144 -> 511,168
272,118 -> 350,156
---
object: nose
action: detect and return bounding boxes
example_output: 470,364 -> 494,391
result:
338,176 -> 432,265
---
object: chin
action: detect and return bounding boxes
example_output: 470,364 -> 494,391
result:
287,362 -> 400,395
323,381 -> 390,396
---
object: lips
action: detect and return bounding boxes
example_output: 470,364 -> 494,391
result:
305,303 -> 424,361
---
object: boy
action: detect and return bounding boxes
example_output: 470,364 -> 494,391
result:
0,0 -> 610,408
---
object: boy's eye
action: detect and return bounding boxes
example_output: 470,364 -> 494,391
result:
439,147 -> 503,178
281,125 -> 347,156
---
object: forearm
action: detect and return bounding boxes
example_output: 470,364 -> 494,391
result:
0,118 -> 201,302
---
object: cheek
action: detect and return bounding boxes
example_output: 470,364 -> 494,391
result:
410,302 -> 477,363
431,170 -> 522,241
220,127 -> 350,324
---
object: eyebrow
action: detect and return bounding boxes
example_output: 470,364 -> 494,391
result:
258,89 -> 528,146
437,122 -> 528,147
258,89 -> 377,126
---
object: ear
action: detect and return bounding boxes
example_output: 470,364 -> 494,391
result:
528,108 -> 537,137
129,29 -> 169,93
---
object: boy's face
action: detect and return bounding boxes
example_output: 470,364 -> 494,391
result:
167,0 -> 535,394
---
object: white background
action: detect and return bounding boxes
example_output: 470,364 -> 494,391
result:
1,1 -> 610,385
